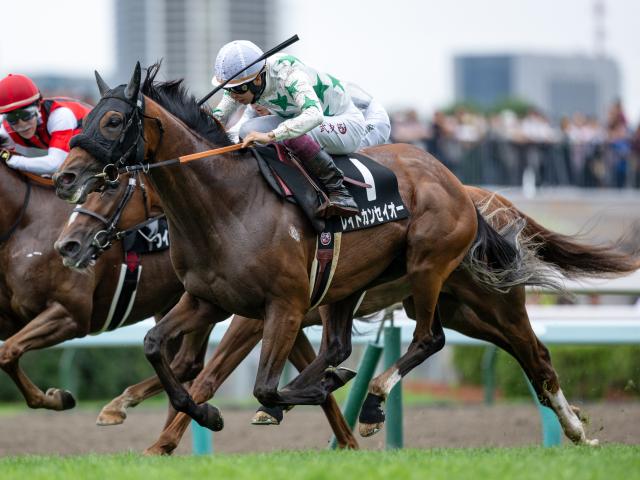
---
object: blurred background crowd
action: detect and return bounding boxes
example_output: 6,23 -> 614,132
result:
391,99 -> 640,189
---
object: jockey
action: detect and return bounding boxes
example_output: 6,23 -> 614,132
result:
209,40 -> 366,217
228,81 -> 391,150
0,74 -> 92,177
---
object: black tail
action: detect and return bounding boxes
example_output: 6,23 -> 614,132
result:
461,209 -> 564,293
519,210 -> 640,278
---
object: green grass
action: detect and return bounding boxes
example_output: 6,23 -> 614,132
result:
1,446 -> 638,480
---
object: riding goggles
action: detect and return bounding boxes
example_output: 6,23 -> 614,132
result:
224,82 -> 252,95
4,106 -> 39,125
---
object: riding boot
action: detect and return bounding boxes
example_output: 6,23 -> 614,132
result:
283,135 -> 359,218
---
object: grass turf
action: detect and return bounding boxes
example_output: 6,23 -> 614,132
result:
1,445 -> 638,480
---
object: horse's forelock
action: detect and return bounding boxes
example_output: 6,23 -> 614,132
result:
140,63 -> 232,147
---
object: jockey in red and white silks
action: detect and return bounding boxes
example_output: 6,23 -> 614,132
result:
0,74 -> 92,177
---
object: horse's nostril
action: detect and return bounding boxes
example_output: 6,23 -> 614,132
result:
55,172 -> 77,187
56,240 -> 82,258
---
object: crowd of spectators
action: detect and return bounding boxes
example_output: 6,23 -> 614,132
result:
390,100 -> 640,188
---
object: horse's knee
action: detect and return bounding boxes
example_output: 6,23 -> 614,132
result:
144,329 -> 163,362
0,344 -> 20,368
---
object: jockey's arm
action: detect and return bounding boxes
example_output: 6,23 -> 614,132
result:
5,107 -> 77,176
5,146 -> 68,176
270,69 -> 323,142
209,92 -> 241,126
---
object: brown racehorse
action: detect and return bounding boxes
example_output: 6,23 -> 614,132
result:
52,63 -> 496,433
58,168 -> 637,454
55,170 -> 359,449
53,63 -> 632,440
0,157 -> 189,412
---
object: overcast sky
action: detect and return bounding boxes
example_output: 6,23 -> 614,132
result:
1,0 -> 638,121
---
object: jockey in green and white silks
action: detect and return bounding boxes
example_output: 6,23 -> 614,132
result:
209,40 -> 364,218
227,81 -> 391,150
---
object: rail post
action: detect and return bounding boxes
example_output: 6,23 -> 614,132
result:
191,420 -> 213,455
383,310 -> 403,449
524,374 -> 562,446
328,316 -> 385,449
482,345 -> 498,405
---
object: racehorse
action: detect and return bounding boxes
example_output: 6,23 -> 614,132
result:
56,171 -> 359,449
0,157 -> 189,412
57,167 -> 637,454
53,62 -> 638,442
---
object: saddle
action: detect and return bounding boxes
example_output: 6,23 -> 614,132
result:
252,144 -> 410,307
252,144 -> 409,233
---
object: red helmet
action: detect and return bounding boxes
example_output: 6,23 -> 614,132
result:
0,74 -> 41,113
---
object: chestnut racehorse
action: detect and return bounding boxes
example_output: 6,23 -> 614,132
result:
53,63 -> 638,443
58,167 -> 637,453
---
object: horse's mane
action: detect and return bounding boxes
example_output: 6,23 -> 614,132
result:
141,62 -> 232,147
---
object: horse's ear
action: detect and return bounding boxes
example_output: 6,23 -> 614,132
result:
95,70 -> 110,97
124,62 -> 142,101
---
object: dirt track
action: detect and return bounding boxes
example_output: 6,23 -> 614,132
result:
0,402 -> 638,456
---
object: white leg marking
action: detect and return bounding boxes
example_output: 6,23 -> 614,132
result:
382,369 -> 402,396
543,388 -> 598,446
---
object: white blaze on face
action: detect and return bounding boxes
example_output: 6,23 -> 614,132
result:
67,212 -> 79,225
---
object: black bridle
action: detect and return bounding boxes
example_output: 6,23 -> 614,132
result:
69,80 -> 164,189
71,172 -> 162,255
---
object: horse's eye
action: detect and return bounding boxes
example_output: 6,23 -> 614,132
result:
107,117 -> 122,128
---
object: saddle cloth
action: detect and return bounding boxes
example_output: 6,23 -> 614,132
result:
252,145 -> 410,233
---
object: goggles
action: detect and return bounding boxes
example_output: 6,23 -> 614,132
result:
224,82 -> 252,95
5,106 -> 38,125
223,68 -> 265,95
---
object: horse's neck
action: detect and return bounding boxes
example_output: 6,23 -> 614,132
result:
0,162 -> 32,236
145,101 -> 261,237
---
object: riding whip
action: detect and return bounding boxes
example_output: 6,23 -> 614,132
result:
197,34 -> 300,107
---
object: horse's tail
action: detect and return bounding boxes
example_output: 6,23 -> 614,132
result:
461,199 -> 640,294
517,208 -> 640,279
460,208 -> 563,293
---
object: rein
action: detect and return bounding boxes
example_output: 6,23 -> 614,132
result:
72,172 -> 161,252
118,143 -> 247,174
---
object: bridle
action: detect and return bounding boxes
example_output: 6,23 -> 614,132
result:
69,87 -> 165,190
71,172 -> 162,254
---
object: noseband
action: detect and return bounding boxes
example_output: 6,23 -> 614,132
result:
71,173 -> 161,255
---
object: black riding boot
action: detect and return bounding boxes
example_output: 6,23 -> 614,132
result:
302,149 -> 360,218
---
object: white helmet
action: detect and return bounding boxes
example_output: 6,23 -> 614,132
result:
211,40 -> 265,88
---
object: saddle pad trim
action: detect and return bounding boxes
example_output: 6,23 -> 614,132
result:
92,264 -> 143,335
309,231 -> 342,309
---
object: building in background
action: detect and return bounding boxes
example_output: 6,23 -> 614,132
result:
115,0 -> 276,98
454,54 -> 620,121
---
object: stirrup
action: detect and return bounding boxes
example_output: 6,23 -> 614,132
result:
317,200 -> 359,218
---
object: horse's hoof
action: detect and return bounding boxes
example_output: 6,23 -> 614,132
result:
143,443 -> 174,456
358,421 -> 383,437
46,388 -> 76,410
96,408 -> 126,426
585,438 -> 600,447
325,367 -> 357,388
197,403 -> 224,432
252,409 -> 281,425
